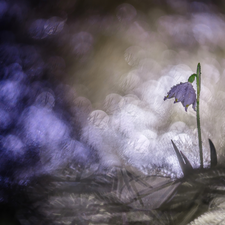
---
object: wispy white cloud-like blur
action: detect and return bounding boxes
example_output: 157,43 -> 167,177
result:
69,3 -> 225,177
1,0 -> 225,183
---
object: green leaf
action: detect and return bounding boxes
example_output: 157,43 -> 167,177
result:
188,74 -> 197,83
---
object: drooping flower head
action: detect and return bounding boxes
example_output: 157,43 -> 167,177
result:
164,82 -> 196,112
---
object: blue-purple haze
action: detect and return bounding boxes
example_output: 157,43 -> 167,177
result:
0,0 -> 225,196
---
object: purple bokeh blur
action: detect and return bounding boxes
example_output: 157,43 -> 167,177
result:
1,0 -> 225,181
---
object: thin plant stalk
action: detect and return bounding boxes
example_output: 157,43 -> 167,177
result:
196,63 -> 203,169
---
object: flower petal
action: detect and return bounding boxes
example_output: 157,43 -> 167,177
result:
164,82 -> 196,112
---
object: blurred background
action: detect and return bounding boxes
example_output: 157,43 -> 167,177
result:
1,0 -> 225,224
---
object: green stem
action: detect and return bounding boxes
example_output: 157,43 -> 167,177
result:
196,63 -> 203,169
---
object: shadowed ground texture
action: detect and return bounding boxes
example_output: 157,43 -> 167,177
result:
1,0 -> 225,224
